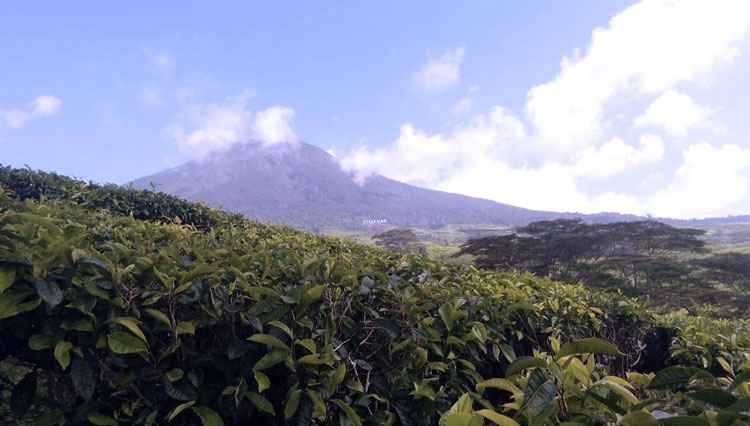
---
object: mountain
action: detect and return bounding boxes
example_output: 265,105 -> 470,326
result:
130,142 -> 629,231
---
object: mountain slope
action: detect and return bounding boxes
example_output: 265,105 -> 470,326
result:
129,142 -> 549,230
129,142 -> 636,231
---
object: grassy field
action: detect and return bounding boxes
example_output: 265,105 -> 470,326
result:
323,223 -> 512,247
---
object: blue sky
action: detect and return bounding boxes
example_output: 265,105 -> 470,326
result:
2,1 -> 750,219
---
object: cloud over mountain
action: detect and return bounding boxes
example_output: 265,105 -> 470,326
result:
341,0 -> 750,219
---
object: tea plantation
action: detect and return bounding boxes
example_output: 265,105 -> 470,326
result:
1,166 -> 749,426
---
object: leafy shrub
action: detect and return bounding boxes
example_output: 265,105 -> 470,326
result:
445,336 -> 750,425
0,164 -> 239,230
0,167 -> 748,426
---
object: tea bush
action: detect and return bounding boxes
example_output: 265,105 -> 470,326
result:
0,167 -> 748,425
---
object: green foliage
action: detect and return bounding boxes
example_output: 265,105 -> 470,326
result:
372,227 -> 420,252
0,164 -> 240,230
449,336 -> 750,425
454,219 -> 750,313
1,166 -> 748,425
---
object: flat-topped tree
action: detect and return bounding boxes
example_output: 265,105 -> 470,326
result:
457,219 -> 708,295
698,252 -> 750,300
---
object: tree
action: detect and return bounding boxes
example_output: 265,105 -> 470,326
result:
372,228 -> 419,252
697,253 -> 750,300
456,219 -> 707,295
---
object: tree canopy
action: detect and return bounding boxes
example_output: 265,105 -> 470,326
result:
457,219 -> 708,298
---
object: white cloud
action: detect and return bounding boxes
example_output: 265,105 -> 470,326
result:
340,107 -> 524,187
1,95 -> 62,128
144,47 -> 174,74
569,134 -> 664,179
633,90 -> 713,135
452,86 -> 480,115
340,0 -> 750,219
525,0 -> 750,152
452,97 -> 474,115
251,106 -> 298,147
166,91 -> 298,158
413,46 -> 465,93
341,113 -> 660,214
647,142 -> 750,218
166,91 -> 255,158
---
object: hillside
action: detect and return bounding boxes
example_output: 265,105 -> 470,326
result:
128,143 -> 641,232
2,166 -> 750,425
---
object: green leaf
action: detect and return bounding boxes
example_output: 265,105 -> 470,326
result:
34,278 -> 63,308
284,389 -> 301,419
176,321 -> 195,335
78,257 -> 110,274
10,372 -> 36,419
475,409 -> 521,426
145,308 -> 171,326
71,247 -> 88,263
591,378 -> 639,405
657,417 -> 710,426
167,400 -> 196,421
557,338 -> 622,357
108,317 -> 148,343
166,368 -> 184,382
347,380 -> 365,393
18,213 -> 61,236
443,412 -> 484,426
191,406 -> 225,426
333,399 -> 362,426
686,389 -> 738,408
520,369 -> 556,416
164,379 -> 198,401
454,392 -> 474,413
298,353 -> 334,365
248,333 -> 290,351
729,370 -> 750,391
28,334 -> 57,350
727,397 -> 750,415
294,338 -> 316,354
246,391 -> 275,415
499,343 -> 516,363
504,356 -> 546,378
0,266 -> 15,293
253,348 -> 289,371
107,331 -> 148,354
297,397 -> 313,426
301,284 -> 326,304
87,412 -> 118,426
70,356 -> 96,401
648,366 -> 709,390
476,378 -> 523,401
0,289 -> 41,319
268,320 -> 293,338
305,389 -> 327,420
326,364 -> 346,392
621,411 -> 658,426
255,371 -> 270,393
54,340 -> 72,370
154,268 -> 174,289
439,303 -> 457,332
